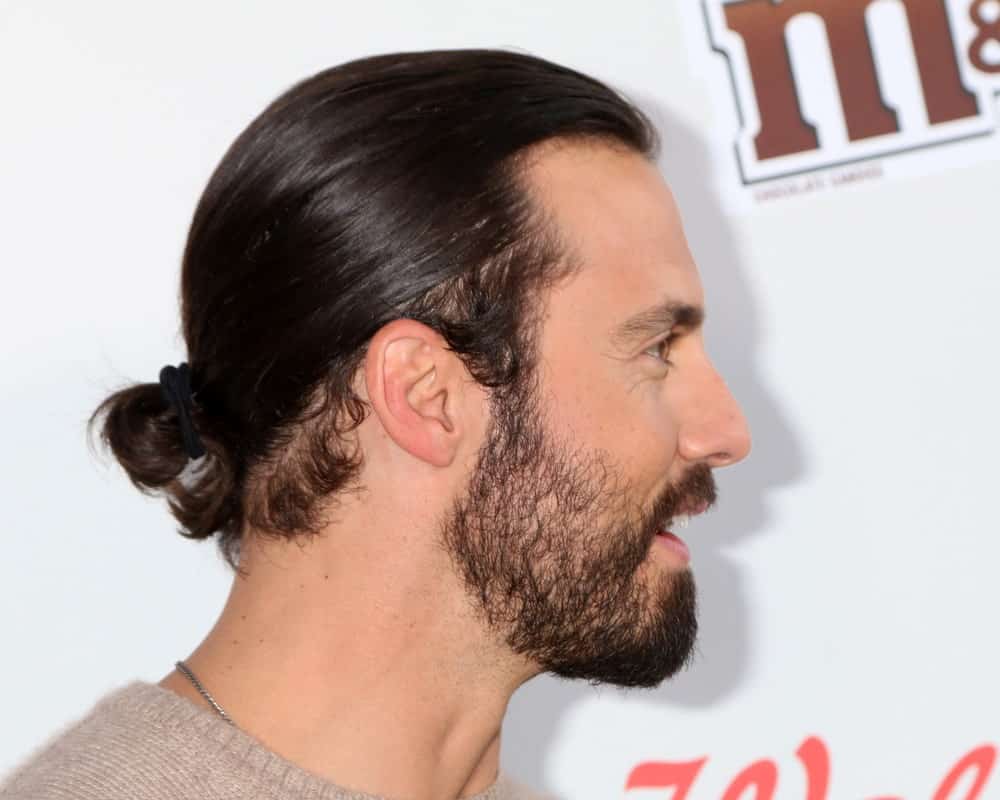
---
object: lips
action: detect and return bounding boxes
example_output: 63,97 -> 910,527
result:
654,530 -> 691,562
653,500 -> 709,565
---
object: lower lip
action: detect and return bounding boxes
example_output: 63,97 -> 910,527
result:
654,530 -> 690,564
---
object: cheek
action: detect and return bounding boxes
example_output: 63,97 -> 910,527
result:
546,360 -> 680,477
623,381 -> 681,473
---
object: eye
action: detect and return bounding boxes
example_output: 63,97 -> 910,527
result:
643,334 -> 677,369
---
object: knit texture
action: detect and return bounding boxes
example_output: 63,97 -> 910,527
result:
0,681 -> 547,800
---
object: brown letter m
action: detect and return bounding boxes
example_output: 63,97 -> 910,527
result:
721,0 -> 977,160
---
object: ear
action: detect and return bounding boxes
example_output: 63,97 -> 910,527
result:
363,319 -> 467,468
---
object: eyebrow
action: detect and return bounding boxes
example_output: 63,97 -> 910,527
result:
609,299 -> 705,351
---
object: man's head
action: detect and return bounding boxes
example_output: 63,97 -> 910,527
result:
436,141 -> 749,687
92,49 -> 749,688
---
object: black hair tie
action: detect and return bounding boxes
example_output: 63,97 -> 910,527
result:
158,362 -> 206,460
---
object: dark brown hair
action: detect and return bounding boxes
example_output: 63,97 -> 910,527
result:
88,48 -> 660,572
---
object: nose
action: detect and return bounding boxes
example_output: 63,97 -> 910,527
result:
676,358 -> 752,468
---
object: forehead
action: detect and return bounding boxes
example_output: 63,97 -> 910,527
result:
522,140 -> 704,338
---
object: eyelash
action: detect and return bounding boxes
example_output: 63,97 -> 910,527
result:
644,334 -> 678,369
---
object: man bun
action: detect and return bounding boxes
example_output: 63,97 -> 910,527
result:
88,380 -> 239,556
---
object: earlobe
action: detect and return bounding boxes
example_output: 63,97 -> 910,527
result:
365,322 -> 463,468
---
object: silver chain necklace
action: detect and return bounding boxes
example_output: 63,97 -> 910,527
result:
175,660 -> 236,726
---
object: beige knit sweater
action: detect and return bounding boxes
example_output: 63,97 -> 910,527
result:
0,681 -> 549,800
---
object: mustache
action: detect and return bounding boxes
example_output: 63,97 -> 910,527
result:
653,463 -> 717,524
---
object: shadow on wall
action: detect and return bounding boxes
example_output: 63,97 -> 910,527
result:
500,101 -> 806,794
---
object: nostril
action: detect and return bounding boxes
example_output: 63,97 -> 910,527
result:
709,450 -> 737,468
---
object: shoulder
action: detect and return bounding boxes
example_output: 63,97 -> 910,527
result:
0,681 -> 233,800
1,682 -> 130,798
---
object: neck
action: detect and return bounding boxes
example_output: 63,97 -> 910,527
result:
160,529 -> 537,800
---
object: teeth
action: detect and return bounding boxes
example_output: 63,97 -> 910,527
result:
660,514 -> 692,531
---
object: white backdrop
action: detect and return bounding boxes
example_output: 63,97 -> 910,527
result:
2,2 -> 998,798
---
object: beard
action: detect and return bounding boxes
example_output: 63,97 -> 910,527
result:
438,367 -> 716,689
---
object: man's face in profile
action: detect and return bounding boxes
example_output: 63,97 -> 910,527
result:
439,141 -> 751,688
